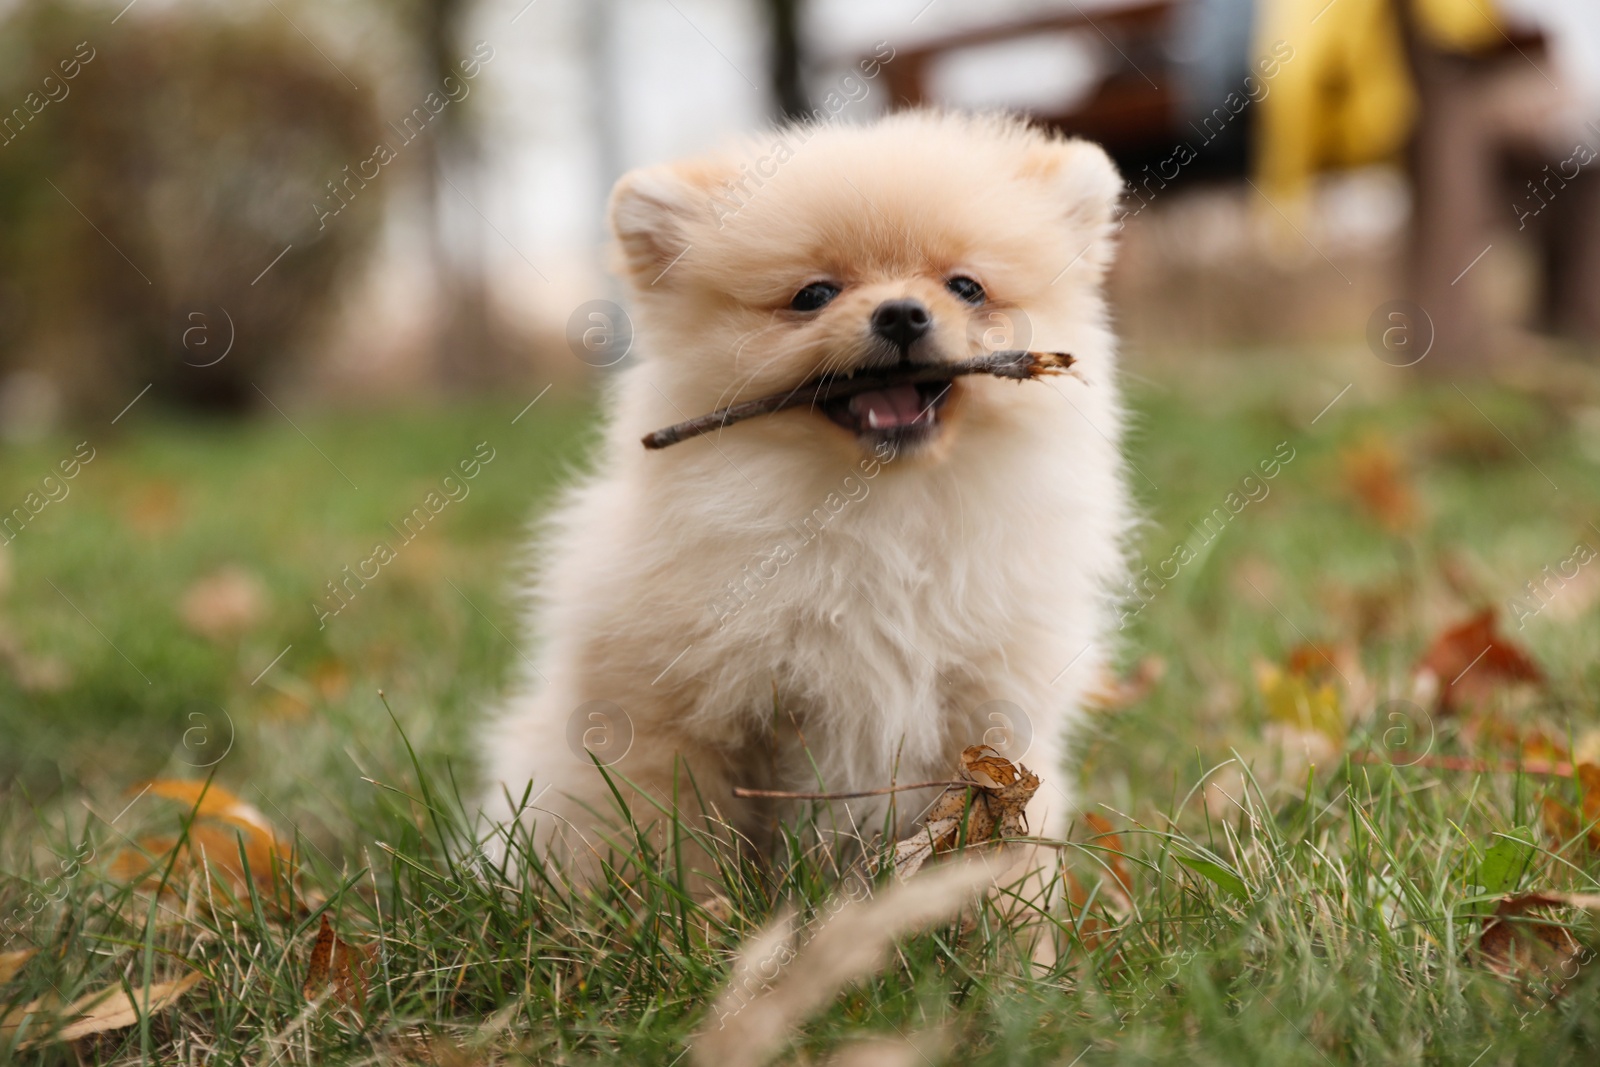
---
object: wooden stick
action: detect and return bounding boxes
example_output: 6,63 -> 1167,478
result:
641,349 -> 1077,450
731,780 -> 971,800
1350,751 -> 1576,777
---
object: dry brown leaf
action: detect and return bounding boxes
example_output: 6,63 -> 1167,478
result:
178,565 -> 267,641
1082,813 -> 1134,899
1,972 -> 202,1046
55,972 -> 203,1044
1059,814 -> 1138,956
1463,718 -> 1572,776
1519,729 -> 1571,766
0,1006 -> 37,1042
1339,435 -> 1419,533
1084,655 -> 1166,712
1417,608 -> 1544,714
0,994 -> 59,1043
107,781 -> 293,902
1284,643 -> 1347,685
109,824 -> 290,895
890,746 -> 1039,879
0,948 -> 34,985
141,780 -> 277,837
1475,894 -> 1586,983
1541,763 -> 1600,853
303,914 -> 374,1012
1256,647 -> 1344,745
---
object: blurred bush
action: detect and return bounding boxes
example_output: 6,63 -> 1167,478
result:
0,2 -> 384,416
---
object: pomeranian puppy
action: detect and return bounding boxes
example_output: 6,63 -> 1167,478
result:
480,110 -> 1130,889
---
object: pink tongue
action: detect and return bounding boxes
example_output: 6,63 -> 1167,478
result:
847,384 -> 928,429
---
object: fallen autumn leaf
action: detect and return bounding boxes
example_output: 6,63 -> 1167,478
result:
890,745 -> 1039,879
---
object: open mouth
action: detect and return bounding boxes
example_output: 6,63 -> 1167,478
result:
819,378 -> 954,440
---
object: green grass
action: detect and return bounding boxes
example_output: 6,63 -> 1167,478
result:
3,345 -> 1600,1064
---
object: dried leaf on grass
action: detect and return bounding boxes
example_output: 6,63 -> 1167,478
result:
1340,435 -> 1420,533
1416,608 -> 1543,714
1,972 -> 202,1046
0,948 -> 35,985
303,914 -> 374,1011
0,999 -> 50,1044
140,779 -> 278,836
1251,645 -> 1349,785
108,780 -> 293,901
691,858 -> 1003,1067
1542,763 -> 1600,853
890,745 -> 1039,879
1064,814 -> 1138,951
1474,894 -> 1592,982
1256,647 -> 1344,745
56,972 -> 203,1044
1082,813 -> 1134,902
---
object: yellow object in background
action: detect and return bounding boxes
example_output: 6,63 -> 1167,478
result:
1253,0 -> 1503,204
1413,0 -> 1504,53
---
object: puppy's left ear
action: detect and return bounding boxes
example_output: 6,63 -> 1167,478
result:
608,163 -> 722,289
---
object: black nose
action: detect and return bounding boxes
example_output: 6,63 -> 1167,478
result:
871,299 -> 931,350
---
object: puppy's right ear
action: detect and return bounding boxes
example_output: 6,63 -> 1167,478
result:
608,165 -> 709,288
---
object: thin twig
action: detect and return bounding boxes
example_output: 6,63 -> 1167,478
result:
731,780 -> 971,800
1351,751 -> 1576,777
641,349 -> 1077,450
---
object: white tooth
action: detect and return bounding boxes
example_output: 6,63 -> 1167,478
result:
867,409 -> 880,429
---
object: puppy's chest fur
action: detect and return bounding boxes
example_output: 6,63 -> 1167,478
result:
652,440 -> 1107,796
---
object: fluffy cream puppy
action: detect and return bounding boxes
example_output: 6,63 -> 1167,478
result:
480,110 -> 1130,886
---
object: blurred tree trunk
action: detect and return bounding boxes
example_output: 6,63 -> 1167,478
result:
764,0 -> 809,121
1399,3 -> 1493,371
403,0 -> 511,390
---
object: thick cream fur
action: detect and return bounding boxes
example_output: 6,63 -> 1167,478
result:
479,111 -> 1131,883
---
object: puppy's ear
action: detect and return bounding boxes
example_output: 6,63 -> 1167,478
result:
1020,137 -> 1124,279
608,164 -> 719,288
1023,137 -> 1124,233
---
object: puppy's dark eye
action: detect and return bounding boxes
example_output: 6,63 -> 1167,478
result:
790,282 -> 841,312
946,276 -> 985,305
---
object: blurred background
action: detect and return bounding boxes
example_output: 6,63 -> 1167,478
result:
6,6 -> 1600,1058
2,0 -> 1598,425
2,0 -> 1599,796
